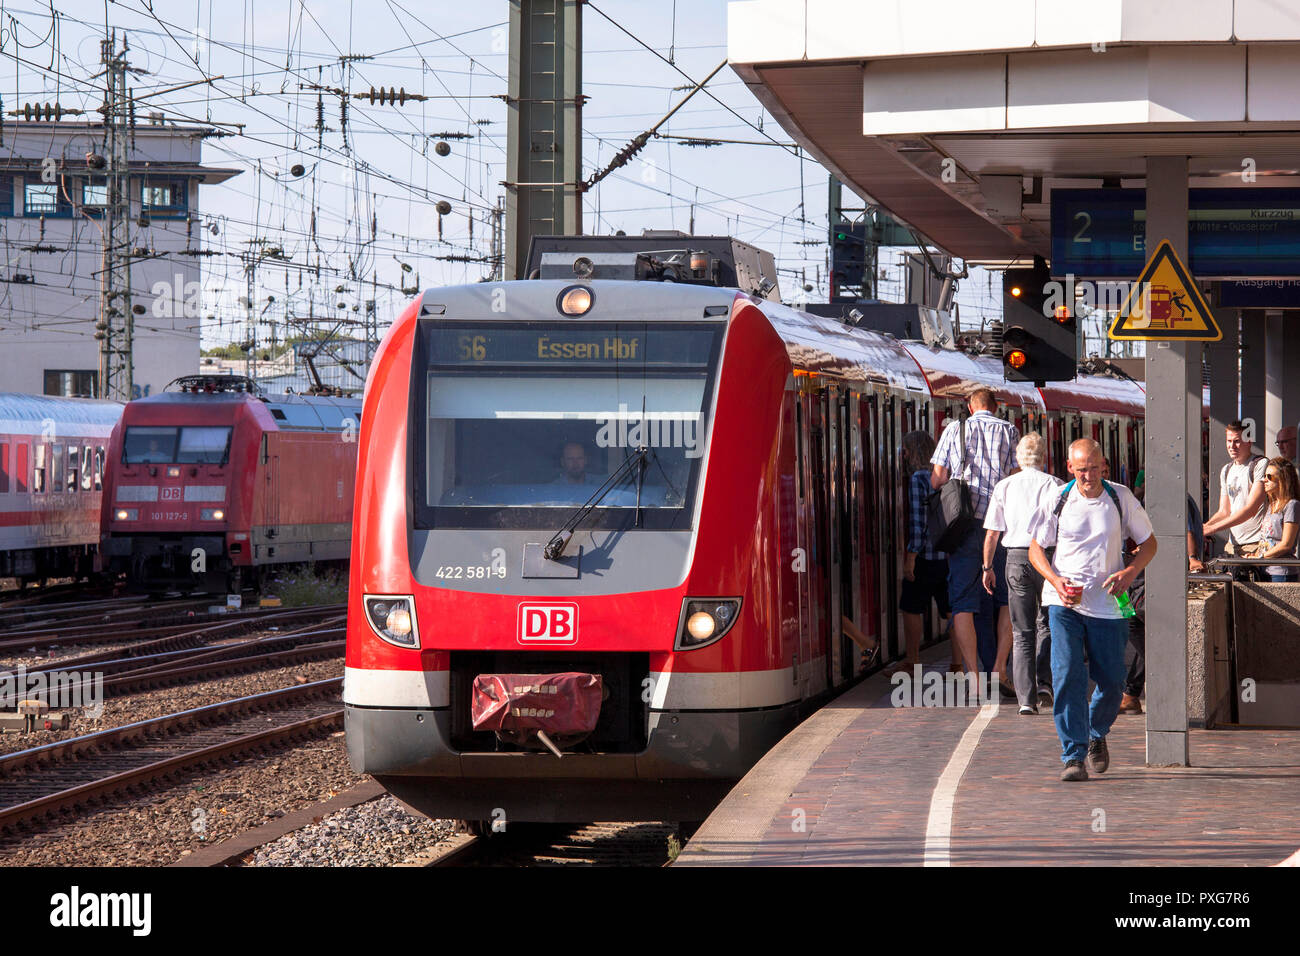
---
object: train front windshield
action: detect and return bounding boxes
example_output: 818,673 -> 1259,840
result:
415,321 -> 723,530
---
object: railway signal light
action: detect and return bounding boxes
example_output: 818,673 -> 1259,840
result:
1001,258 -> 1078,385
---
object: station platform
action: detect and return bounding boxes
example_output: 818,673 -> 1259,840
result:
677,647 -> 1300,867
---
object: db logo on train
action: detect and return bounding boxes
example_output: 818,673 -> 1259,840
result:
517,603 -> 579,645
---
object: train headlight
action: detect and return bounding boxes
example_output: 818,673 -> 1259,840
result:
363,594 -> 421,649
200,508 -> 225,521
114,508 -> 138,521
675,598 -> 741,650
557,285 -> 593,316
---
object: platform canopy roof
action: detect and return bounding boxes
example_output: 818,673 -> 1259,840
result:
728,0 -> 1300,264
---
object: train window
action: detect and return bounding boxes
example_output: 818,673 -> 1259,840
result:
0,442 -> 8,493
423,374 -> 708,522
81,446 -> 94,491
16,443 -> 28,493
176,427 -> 232,463
65,444 -> 78,492
94,446 -> 104,492
415,320 -> 722,530
52,444 -> 64,494
122,426 -> 232,464
123,427 -> 179,463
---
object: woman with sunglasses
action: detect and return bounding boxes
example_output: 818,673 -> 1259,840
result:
1259,457 -> 1300,582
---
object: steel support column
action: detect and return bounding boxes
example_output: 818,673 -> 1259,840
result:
1143,155 -> 1190,767
1285,312 -> 1300,437
505,0 -> 583,280
1265,310 -> 1286,459
1205,307 -> 1238,512
1240,311 -> 1265,438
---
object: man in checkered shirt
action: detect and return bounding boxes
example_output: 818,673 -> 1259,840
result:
931,387 -> 1020,676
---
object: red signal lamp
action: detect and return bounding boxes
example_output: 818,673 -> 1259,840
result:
1053,305 -> 1071,322
1010,286 -> 1023,297
1006,349 -> 1028,370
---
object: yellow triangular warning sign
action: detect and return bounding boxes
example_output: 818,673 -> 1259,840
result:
1108,240 -> 1222,341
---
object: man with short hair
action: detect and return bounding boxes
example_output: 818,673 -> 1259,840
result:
1203,422 -> 1268,564
1278,425 -> 1297,470
554,442 -> 590,484
931,387 -> 1019,679
983,432 -> 1061,714
1029,439 -> 1157,782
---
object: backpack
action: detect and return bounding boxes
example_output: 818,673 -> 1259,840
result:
1052,478 -> 1123,521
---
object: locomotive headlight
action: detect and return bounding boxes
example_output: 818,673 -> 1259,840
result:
675,598 -> 742,650
363,594 -> 420,649
558,285 -> 593,315
114,508 -> 138,521
686,612 -> 715,641
200,508 -> 225,521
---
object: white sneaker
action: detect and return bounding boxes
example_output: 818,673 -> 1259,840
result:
1018,705 -> 1037,716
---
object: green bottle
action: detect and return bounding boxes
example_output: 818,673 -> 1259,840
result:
1115,591 -> 1136,619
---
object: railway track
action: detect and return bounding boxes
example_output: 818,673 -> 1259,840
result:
437,821 -> 684,867
0,678 -> 343,834
10,616 -> 346,703
0,603 -> 345,656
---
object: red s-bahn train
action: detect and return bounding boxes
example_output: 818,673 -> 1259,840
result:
100,375 -> 362,593
1,394 -> 123,584
344,267 -> 1146,823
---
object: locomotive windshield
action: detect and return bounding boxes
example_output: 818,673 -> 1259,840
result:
414,321 -> 723,530
122,426 -> 232,464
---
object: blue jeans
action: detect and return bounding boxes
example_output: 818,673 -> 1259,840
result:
1048,606 -> 1129,764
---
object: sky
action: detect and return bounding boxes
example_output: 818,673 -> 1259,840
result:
1,1 -> 1121,359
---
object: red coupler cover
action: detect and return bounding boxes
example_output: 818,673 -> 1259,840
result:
470,672 -> 603,735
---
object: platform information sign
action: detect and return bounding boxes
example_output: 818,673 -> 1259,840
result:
1107,241 -> 1223,342
1052,188 -> 1300,278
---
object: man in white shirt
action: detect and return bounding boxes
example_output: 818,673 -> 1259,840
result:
1203,421 -> 1268,563
1029,439 -> 1157,783
983,433 -> 1062,715
931,387 -> 1020,676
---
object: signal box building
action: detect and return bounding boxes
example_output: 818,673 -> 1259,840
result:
0,118 -> 239,398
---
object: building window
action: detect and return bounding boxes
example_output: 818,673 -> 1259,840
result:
82,179 -> 108,208
141,179 -> 187,217
25,182 -> 59,215
44,369 -> 98,398
0,177 -> 11,216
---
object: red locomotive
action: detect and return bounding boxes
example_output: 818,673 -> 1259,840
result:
343,257 -> 1146,824
100,375 -> 361,593
1,394 -> 123,585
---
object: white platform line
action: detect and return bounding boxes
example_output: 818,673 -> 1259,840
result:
923,703 -> 998,867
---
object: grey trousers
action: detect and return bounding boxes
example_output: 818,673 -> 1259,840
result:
1005,548 -> 1052,708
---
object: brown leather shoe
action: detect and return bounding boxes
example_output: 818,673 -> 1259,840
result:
1119,693 -> 1143,715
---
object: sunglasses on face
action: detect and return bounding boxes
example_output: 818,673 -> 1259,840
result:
1265,474 -> 1280,482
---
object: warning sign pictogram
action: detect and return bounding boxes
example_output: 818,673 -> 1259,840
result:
1107,240 -> 1222,341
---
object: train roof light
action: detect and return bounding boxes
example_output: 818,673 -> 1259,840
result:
558,285 -> 593,316
572,256 -> 595,279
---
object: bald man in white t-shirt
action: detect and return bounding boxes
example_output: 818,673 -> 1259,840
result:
1029,439 -> 1157,783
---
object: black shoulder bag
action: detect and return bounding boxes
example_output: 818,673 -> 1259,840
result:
927,417 -> 976,553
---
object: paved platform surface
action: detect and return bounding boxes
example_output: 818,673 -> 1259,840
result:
677,649 -> 1300,867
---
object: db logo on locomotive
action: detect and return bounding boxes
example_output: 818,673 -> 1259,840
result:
517,603 -> 579,645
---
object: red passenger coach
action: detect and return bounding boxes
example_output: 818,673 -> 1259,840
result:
1,394 -> 123,583
101,375 -> 362,593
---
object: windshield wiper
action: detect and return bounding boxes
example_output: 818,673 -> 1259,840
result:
544,445 -> 650,560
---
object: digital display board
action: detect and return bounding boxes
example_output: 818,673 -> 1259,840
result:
426,324 -> 719,368
1051,188 -> 1300,278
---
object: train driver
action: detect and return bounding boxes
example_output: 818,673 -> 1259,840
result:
554,441 -> 591,485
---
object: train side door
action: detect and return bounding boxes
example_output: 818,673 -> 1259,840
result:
821,386 -> 844,686
261,434 -> 280,541
793,390 -> 822,696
